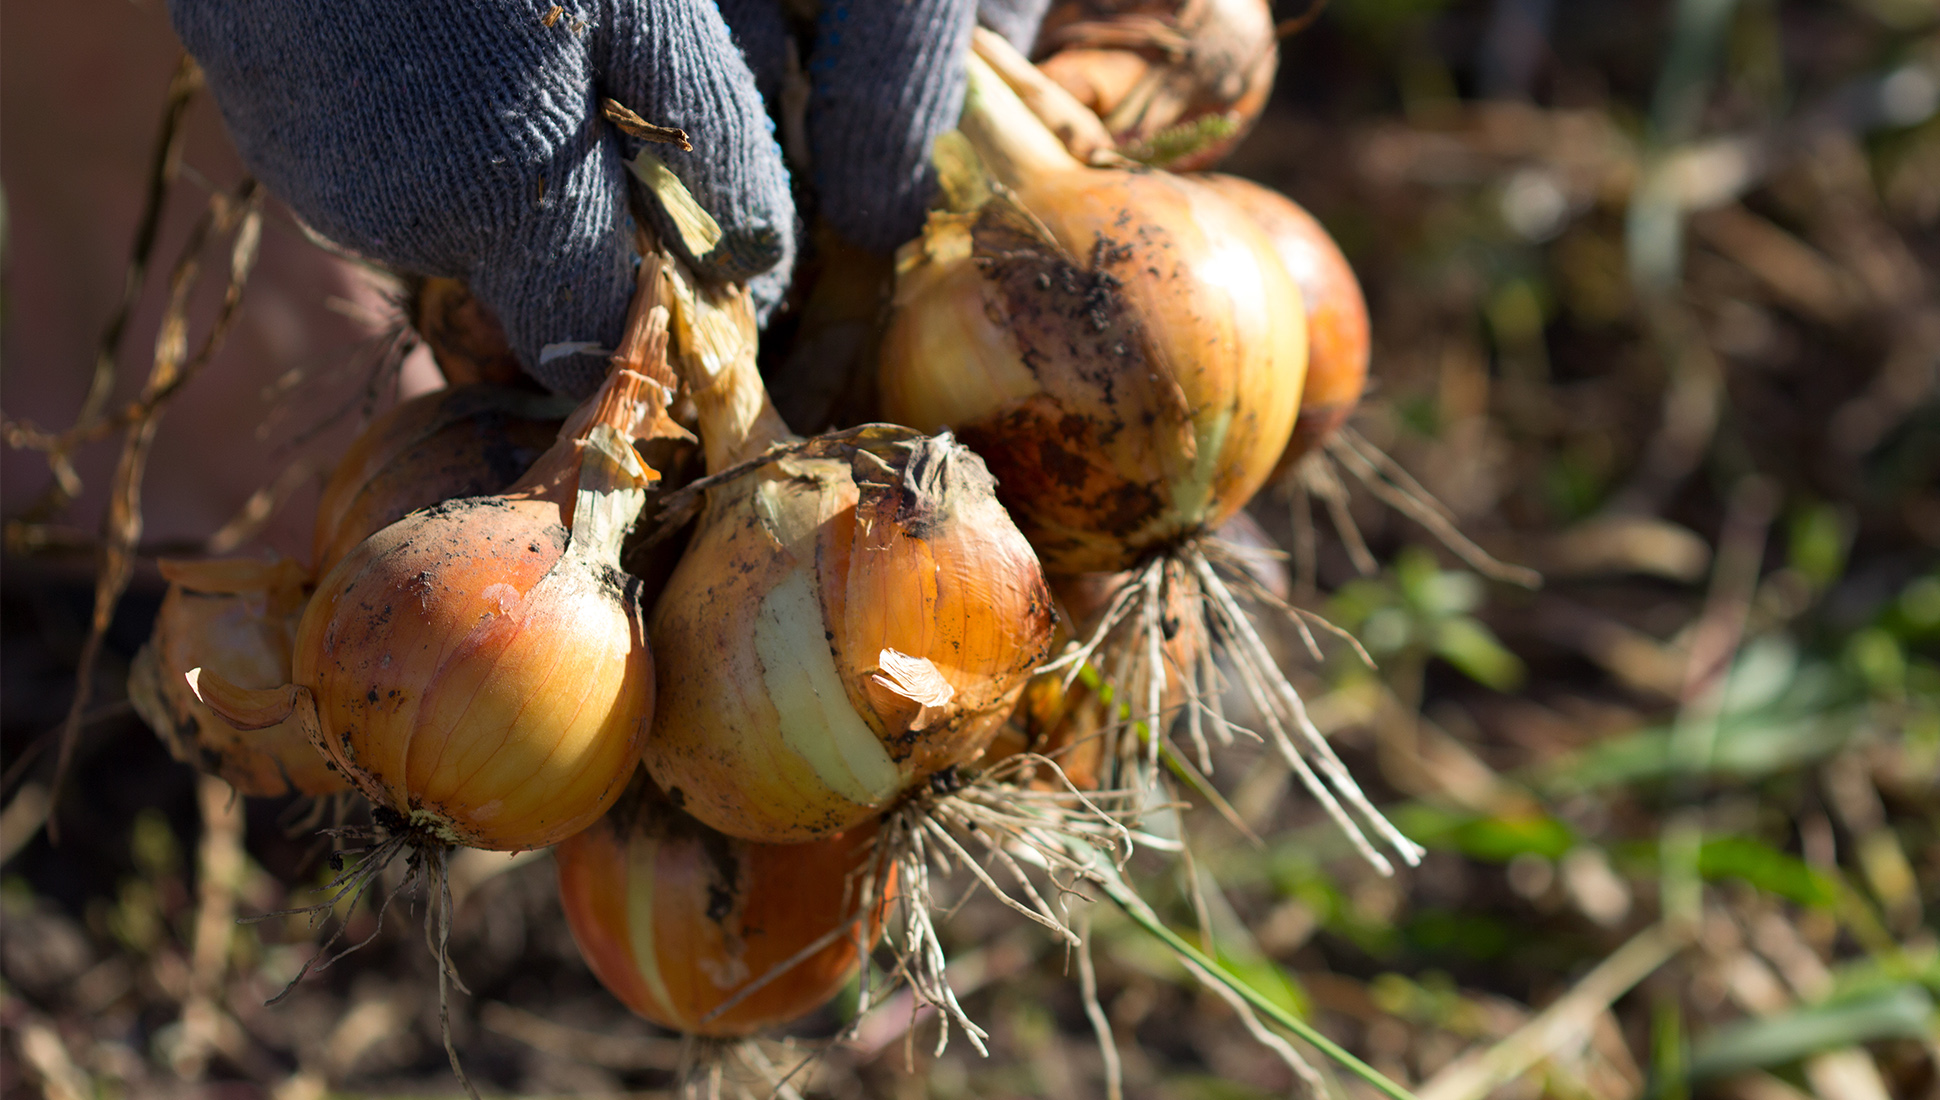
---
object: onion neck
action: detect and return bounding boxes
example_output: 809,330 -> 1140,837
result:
507,263 -> 677,519
660,265 -> 796,474
960,51 -> 1087,192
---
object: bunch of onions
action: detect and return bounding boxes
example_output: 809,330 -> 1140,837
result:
1031,0 -> 1277,168
312,384 -> 570,575
1199,175 -> 1542,588
642,253 -> 1056,843
555,775 -> 891,1035
880,56 -> 1422,871
193,261 -> 679,856
130,557 -> 346,799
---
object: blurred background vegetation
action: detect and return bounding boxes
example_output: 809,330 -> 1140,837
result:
2,0 -> 1936,1097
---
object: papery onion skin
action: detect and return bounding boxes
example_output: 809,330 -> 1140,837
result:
313,385 -> 567,576
297,489 -> 652,851
644,434 -> 1055,843
131,558 -> 347,798
1197,174 -> 1370,471
555,779 -> 890,1036
880,155 -> 1306,574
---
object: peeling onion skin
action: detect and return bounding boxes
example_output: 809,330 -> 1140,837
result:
131,558 -> 347,799
297,490 -> 653,851
880,67 -> 1306,574
644,435 -> 1056,844
1197,174 -> 1370,472
313,385 -> 568,576
555,778 -> 890,1036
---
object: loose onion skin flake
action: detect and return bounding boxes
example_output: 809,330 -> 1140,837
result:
130,557 -> 347,799
1196,174 -> 1371,471
880,54 -> 1307,576
555,776 -> 890,1036
643,259 -> 1056,843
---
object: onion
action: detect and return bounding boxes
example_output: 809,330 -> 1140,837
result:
1195,174 -> 1369,471
193,264 -> 680,853
881,57 -> 1424,874
643,258 -> 1057,843
880,53 -> 1306,576
409,276 -> 528,388
130,557 -> 346,798
312,384 -> 570,576
555,775 -> 889,1035
1194,179 -> 1543,588
1033,0 -> 1277,169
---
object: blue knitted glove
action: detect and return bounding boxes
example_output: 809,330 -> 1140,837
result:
173,0 -> 795,396
176,0 -> 1054,395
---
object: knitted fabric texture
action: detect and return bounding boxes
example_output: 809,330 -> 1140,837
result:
173,0 -> 793,396
807,0 -> 980,254
977,0 -> 1053,53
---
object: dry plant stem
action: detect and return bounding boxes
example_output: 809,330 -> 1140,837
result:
479,1002 -> 683,1070
1661,476 -> 1777,933
47,181 -> 264,837
1074,907 -> 1124,1100
175,774 -> 246,1082
1325,428 -> 1541,588
1415,923 -> 1684,1100
3,55 -> 202,529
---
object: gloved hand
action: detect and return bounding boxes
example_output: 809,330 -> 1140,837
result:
174,0 -> 1052,396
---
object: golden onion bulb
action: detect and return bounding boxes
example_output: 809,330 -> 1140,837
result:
195,311 -> 676,851
130,557 -> 346,798
879,53 -> 1306,574
643,263 -> 1056,843
555,776 -> 890,1035
409,276 -> 529,387
1196,174 -> 1370,471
